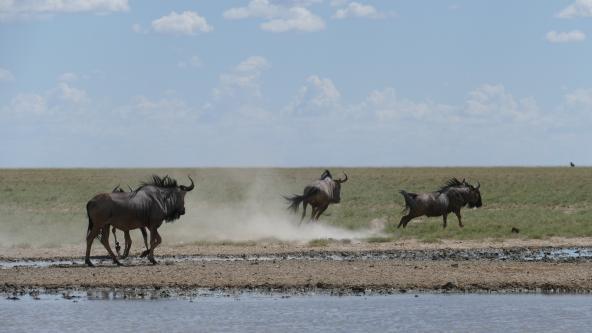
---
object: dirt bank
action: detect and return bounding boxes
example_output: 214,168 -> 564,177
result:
2,237 -> 592,294
2,259 -> 592,295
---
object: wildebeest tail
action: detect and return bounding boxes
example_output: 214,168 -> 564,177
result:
86,213 -> 93,238
284,194 -> 305,213
399,190 -> 417,213
85,200 -> 99,240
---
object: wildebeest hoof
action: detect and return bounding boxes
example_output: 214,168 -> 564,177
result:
85,259 -> 94,267
115,261 -> 123,266
140,250 -> 150,258
149,257 -> 158,265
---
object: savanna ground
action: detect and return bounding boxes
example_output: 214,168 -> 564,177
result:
1,167 -> 591,246
2,167 -> 592,293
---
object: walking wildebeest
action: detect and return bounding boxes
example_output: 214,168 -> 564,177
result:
397,178 -> 482,229
285,170 -> 348,222
110,185 -> 149,259
85,175 -> 194,266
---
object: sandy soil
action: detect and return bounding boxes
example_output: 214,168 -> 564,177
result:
2,237 -> 592,294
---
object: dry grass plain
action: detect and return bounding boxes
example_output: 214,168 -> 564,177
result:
1,167 -> 591,247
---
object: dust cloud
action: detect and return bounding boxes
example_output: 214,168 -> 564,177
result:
164,172 -> 383,244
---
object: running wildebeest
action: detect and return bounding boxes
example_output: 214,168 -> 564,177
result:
110,185 -> 149,259
397,178 -> 482,229
284,170 -> 348,222
85,175 -> 195,266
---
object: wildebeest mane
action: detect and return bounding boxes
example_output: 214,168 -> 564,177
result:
130,175 -> 184,223
437,178 -> 465,193
138,175 -> 179,189
320,169 -> 332,180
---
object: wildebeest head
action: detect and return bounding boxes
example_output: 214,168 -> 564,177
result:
173,176 -> 195,218
330,172 -> 348,203
465,181 -> 482,208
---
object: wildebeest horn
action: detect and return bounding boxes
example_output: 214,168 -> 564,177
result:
337,172 -> 348,183
476,181 -> 480,189
180,176 -> 195,191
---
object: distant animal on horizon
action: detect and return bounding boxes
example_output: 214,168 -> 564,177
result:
110,185 -> 149,259
570,162 -> 575,167
284,169 -> 348,223
398,178 -> 482,229
85,175 -> 195,267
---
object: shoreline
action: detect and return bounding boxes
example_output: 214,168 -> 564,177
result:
3,238 -> 592,296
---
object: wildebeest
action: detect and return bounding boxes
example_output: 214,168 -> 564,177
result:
397,178 -> 482,229
284,170 -> 348,222
110,185 -> 149,259
85,175 -> 195,266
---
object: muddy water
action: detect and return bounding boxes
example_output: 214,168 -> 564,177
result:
2,294 -> 592,332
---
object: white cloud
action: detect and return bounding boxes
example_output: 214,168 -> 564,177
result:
0,0 -> 129,20
214,56 -> 270,99
545,30 -> 586,43
564,88 -> 592,110
464,84 -> 539,122
223,0 -> 281,19
213,56 -> 270,99
223,0 -> 325,32
287,75 -> 342,115
261,7 -> 325,32
9,93 -> 47,115
212,56 -> 271,118
0,67 -> 14,81
557,0 -> 592,18
236,55 -> 269,72
303,75 -> 341,106
56,82 -> 88,104
363,88 -> 450,121
333,2 -> 387,19
151,11 -> 213,35
178,55 -> 203,69
58,72 -> 78,82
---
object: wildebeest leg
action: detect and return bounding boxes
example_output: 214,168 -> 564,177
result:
147,227 -> 162,265
112,226 -> 121,257
122,231 -> 132,259
300,201 -> 308,223
85,227 -> 101,267
314,204 -> 329,221
100,226 -> 123,266
310,206 -> 318,222
140,227 -> 150,258
397,215 -> 412,228
442,214 -> 448,229
454,210 -> 464,228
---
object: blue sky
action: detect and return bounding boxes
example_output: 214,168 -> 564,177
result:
1,0 -> 592,167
